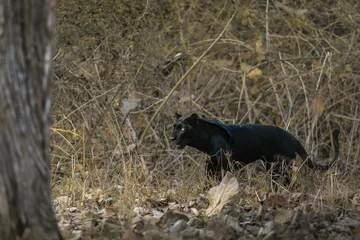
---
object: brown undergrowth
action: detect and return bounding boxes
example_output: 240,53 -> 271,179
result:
52,0 -> 360,239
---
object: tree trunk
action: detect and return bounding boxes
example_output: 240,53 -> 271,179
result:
0,0 -> 62,239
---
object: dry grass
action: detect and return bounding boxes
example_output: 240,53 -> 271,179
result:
52,0 -> 360,238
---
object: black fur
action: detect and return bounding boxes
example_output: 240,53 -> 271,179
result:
172,113 -> 340,179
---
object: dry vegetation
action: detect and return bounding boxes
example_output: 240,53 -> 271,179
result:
52,0 -> 360,239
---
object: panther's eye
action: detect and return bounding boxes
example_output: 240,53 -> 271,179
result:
181,127 -> 185,131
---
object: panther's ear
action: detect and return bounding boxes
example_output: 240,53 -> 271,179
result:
175,112 -> 182,120
190,113 -> 200,124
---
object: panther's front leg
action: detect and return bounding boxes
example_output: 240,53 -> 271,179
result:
206,150 -> 230,182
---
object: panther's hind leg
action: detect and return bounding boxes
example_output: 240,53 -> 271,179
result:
266,155 -> 295,186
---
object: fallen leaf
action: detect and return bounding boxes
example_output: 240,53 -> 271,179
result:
258,220 -> 275,235
247,68 -> 262,79
55,196 -> 71,207
121,98 -> 141,115
212,59 -> 235,70
240,63 -> 252,72
274,208 -> 295,225
240,63 -> 262,79
159,210 -> 190,228
190,208 -> 199,216
205,172 -> 239,216
312,96 -> 324,115
169,219 -> 188,232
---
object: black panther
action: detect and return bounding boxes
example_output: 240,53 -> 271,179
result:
172,113 -> 340,180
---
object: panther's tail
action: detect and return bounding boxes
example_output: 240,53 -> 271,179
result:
296,129 -> 340,170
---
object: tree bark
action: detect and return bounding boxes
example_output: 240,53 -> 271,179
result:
0,0 -> 62,239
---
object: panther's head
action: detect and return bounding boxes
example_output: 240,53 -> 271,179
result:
171,113 -> 200,149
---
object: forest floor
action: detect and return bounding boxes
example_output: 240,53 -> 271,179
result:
52,0 -> 360,239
